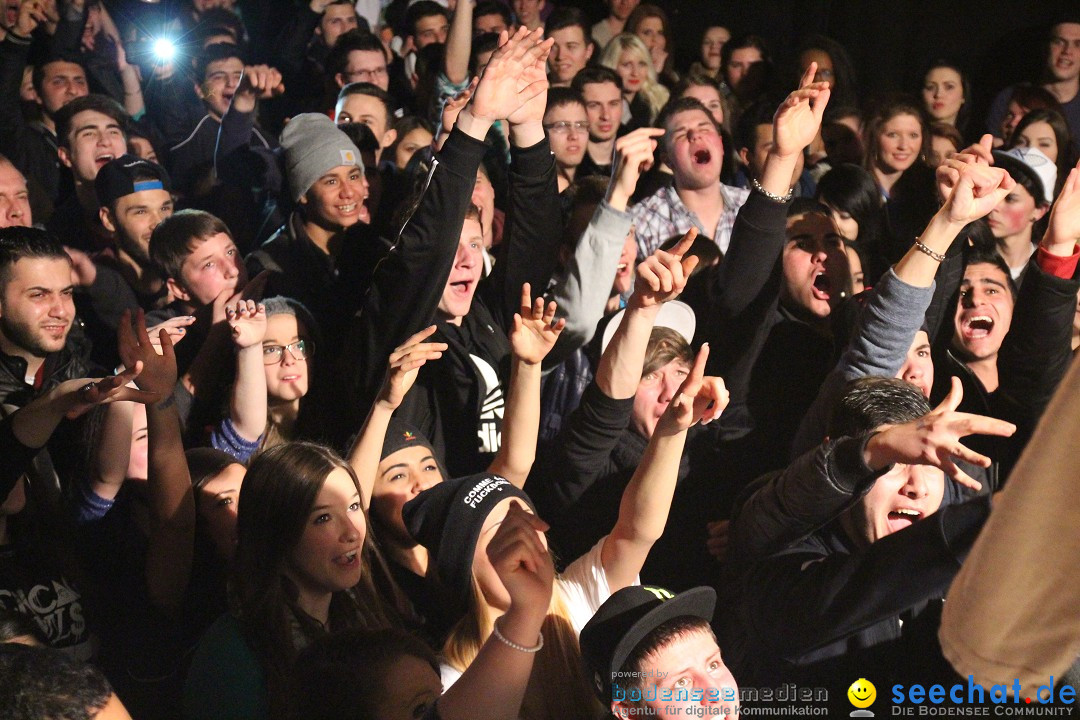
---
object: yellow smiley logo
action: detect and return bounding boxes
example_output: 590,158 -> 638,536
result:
848,678 -> 876,709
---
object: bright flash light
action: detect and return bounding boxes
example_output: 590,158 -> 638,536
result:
152,38 -> 177,62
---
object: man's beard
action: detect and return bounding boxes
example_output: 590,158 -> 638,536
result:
0,315 -> 62,358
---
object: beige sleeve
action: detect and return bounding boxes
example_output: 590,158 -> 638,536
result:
939,352 -> 1080,698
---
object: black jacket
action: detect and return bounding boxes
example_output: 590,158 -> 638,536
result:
0,35 -> 64,203
723,435 -> 991,703
527,382 -> 729,589
247,211 -> 391,356
169,110 -> 275,196
703,189 -> 837,486
343,127 -> 561,475
929,260 -> 1080,487
0,341 -> 94,503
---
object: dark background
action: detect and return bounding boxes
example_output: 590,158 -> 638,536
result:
563,0 -> 1070,134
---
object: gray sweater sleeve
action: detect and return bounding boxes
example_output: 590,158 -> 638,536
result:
791,268 -> 935,456
543,200 -> 632,368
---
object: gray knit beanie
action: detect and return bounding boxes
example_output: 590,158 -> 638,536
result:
280,113 -> 365,201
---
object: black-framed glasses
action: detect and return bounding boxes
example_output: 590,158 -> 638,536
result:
262,340 -> 310,365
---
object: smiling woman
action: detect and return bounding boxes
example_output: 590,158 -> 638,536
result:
184,442 -> 408,720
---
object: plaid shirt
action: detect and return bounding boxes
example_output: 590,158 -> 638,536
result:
630,183 -> 750,260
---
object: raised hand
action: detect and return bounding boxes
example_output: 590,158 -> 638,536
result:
771,62 -> 831,160
863,376 -> 1017,491
15,0 -> 52,38
377,325 -> 447,410
226,300 -> 267,349
628,227 -> 700,310
59,366 -> 159,419
147,315 -> 196,352
467,27 -> 553,123
65,246 -> 96,287
656,343 -> 729,434
607,127 -> 665,210
510,283 -> 565,366
938,158 -> 1015,226
436,77 -> 478,149
505,30 -> 554,128
235,66 -> 284,101
118,309 -> 177,398
488,501 -> 554,618
936,133 -> 995,201
1044,155 -> 1080,254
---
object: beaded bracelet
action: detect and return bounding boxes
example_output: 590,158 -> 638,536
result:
492,618 -> 544,654
751,177 -> 793,204
914,239 -> 946,263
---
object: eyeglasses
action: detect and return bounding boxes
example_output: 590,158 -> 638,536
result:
343,67 -> 389,82
543,121 -> 590,134
262,340 -> 310,365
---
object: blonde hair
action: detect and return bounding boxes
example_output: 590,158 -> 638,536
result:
600,34 -> 670,123
444,575 -> 605,720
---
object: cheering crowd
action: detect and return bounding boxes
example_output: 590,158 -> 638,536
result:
0,0 -> 1079,718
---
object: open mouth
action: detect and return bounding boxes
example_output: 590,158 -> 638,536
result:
887,508 -> 921,533
449,279 -> 473,297
333,549 -> 359,567
94,153 -> 116,168
962,315 -> 994,340
811,271 -> 831,300
693,148 -> 712,165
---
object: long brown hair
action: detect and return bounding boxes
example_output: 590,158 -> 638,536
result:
862,96 -> 932,176
231,442 -> 410,719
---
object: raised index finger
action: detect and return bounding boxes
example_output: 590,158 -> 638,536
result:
668,226 -> 699,258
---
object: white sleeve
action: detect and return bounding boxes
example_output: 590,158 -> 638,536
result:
556,535 -> 639,635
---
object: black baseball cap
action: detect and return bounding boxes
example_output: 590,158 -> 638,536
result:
580,585 -> 717,701
95,154 -> 172,209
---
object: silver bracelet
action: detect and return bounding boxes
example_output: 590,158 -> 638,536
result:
914,239 -> 946,263
491,617 -> 543,653
750,177 -> 793,204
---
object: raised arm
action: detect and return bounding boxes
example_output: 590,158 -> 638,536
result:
544,127 -> 662,363
711,65 -> 830,318
993,155 -> 1080,477
735,377 -> 1015,559
602,344 -> 728,591
792,158 -> 1018,455
481,29 -> 560,328
119,310 -> 196,618
526,232 -> 700,518
348,326 -> 446,507
346,28 -> 554,414
0,368 -> 152,500
488,284 -> 565,486
443,0 -> 473,86
599,230 -> 699,399
435,502 -> 553,720
213,300 -> 267,461
215,66 -> 285,191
